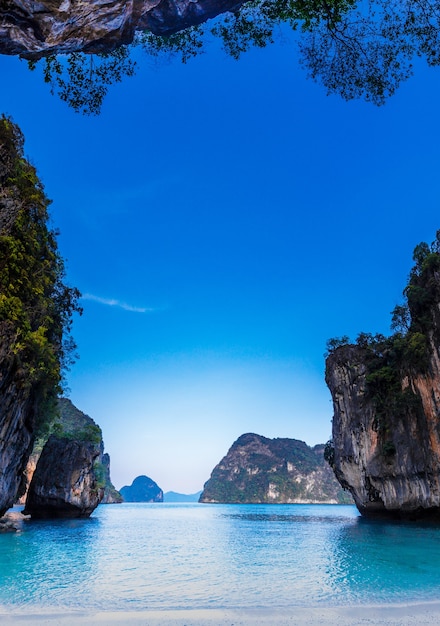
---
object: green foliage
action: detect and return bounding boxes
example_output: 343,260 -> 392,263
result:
24,0 -> 440,113
140,26 -> 205,63
28,48 -> 136,115
93,461 -> 107,489
0,115 -> 81,435
323,439 -> 335,468
326,230 -> 440,448
390,303 -> 410,333
356,332 -> 426,434
325,335 -> 350,355
26,0 -> 356,114
45,399 -> 103,447
403,230 -> 440,339
382,440 -> 396,457
62,423 -> 102,445
211,0 -> 356,59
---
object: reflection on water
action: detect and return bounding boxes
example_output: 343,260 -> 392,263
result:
0,503 -> 440,611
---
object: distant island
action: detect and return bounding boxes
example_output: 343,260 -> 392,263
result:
163,491 -> 202,503
200,433 -> 352,504
120,475 -> 163,502
118,478 -> 201,503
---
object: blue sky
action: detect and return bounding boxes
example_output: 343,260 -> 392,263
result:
1,32 -> 440,493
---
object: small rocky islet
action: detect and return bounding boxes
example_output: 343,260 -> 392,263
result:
199,433 -> 352,504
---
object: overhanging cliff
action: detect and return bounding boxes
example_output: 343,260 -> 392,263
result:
0,0 -> 243,58
325,234 -> 440,520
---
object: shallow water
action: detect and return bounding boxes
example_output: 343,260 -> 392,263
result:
1,503 -> 440,611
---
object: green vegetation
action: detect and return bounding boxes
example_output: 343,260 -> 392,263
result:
51,398 -> 103,447
92,461 -> 107,490
30,0 -> 354,114
326,230 -> 440,443
25,1 -> 440,114
28,48 -> 136,116
323,439 -> 335,468
0,116 -> 81,436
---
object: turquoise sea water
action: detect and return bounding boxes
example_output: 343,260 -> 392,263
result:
1,503 -> 440,612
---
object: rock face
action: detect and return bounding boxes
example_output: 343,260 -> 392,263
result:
0,0 -> 243,58
16,451 -> 39,505
100,453 -> 123,504
24,434 -> 104,518
199,433 -> 352,504
18,398 -> 122,506
120,475 -> 163,502
325,237 -> 440,520
0,376 -> 36,517
326,342 -> 440,520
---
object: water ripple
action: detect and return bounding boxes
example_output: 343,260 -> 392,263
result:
1,503 -> 440,611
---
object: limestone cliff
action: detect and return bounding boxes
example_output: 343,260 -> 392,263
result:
200,433 -> 352,504
0,117 -> 79,517
24,434 -> 103,518
0,0 -> 243,58
326,234 -> 440,519
101,453 -> 123,503
18,398 -> 122,505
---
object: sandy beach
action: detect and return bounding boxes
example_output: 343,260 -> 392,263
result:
2,604 -> 440,625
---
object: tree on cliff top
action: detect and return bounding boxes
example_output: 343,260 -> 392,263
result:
24,0 -> 440,114
0,116 -> 81,436
325,229 -> 440,440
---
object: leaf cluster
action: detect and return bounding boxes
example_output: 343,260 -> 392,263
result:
92,461 -> 107,489
27,0 -> 356,114
29,48 -> 136,115
17,1 -> 440,113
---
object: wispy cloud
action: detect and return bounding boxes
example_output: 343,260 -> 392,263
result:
81,293 -> 155,314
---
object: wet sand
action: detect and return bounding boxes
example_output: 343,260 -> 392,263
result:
2,604 -> 440,625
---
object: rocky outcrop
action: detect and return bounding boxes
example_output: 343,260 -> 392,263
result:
199,433 -> 352,504
0,0 -> 243,58
326,342 -> 440,520
100,453 -> 123,503
0,509 -> 30,532
18,398 -> 122,506
0,375 -> 37,517
120,475 -> 163,502
24,434 -> 104,518
16,451 -> 39,505
325,237 -> 440,520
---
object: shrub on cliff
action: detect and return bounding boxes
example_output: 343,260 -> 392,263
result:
326,230 -> 440,438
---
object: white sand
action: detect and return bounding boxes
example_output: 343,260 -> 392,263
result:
2,604 -> 440,625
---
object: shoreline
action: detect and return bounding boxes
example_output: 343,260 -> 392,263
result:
3,603 -> 440,625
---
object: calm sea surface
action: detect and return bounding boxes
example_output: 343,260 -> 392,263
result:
1,503 -> 440,611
